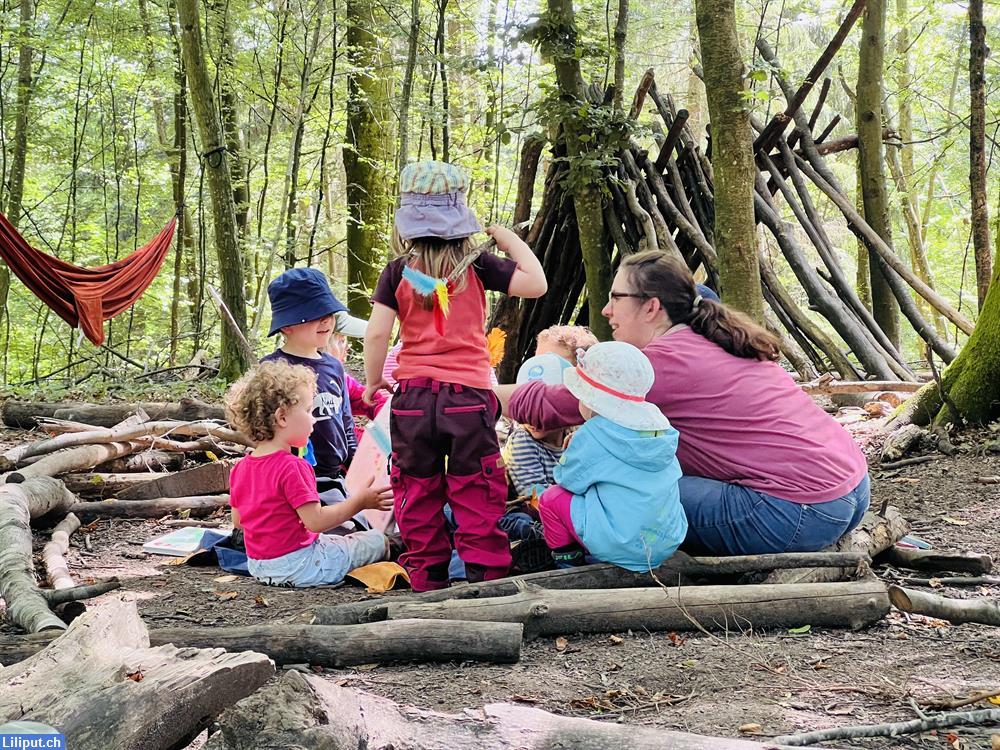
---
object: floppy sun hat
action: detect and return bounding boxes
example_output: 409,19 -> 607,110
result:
395,161 -> 482,241
516,352 -> 573,386
563,341 -> 670,432
267,267 -> 368,337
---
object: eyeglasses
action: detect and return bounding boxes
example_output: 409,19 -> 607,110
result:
607,291 -> 647,304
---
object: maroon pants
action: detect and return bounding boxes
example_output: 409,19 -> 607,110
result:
389,378 -> 511,591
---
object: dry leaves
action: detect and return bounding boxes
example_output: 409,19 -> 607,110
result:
554,636 -> 568,652
253,595 -> 269,608
215,591 -> 238,601
126,668 -> 144,682
738,723 -> 762,734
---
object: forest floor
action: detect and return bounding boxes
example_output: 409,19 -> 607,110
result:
2,421 -> 999,749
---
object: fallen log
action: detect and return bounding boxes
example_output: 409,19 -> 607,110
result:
6,441 -> 144,481
203,672 -> 833,750
384,580 -> 890,639
117,460 -> 233,501
764,507 -> 909,585
3,421 -> 249,466
888,585 -> 1000,626
0,598 -> 274,750
63,471 -> 171,497
0,397 -> 225,429
880,423 -> 926,462
312,551 -> 870,625
42,512 -> 80,589
41,578 -> 122,606
0,476 -> 78,632
877,547 -> 993,575
801,379 -> 923,395
0,618 -> 522,667
96,450 -> 183,473
70,494 -> 230,519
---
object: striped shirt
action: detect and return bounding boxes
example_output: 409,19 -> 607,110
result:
502,425 -> 565,498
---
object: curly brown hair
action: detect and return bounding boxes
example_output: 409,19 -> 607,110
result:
224,360 -> 317,443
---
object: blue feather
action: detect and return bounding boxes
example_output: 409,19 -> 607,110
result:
402,265 -> 442,296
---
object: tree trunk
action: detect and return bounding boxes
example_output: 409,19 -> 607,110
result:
0,0 -> 36,331
42,512 -> 81,590
695,0 -> 762,321
877,547 -> 993,575
969,0 -> 991,310
386,580 -> 891,638
0,477 -> 79,632
70,495 -> 230,520
856,0 -> 900,348
543,0 -> 612,340
344,0 -> 393,319
0,398 -> 225,429
888,585 -> 1000,626
612,0 -> 628,111
176,0 -> 250,380
116,460 -> 233,501
203,672 -> 838,750
62,472 -> 171,499
397,0 -> 421,171
0,599 -> 274,749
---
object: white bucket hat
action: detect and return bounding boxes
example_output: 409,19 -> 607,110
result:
563,341 -> 670,432
515,352 -> 572,385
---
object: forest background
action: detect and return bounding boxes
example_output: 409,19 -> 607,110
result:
0,0 -> 994,403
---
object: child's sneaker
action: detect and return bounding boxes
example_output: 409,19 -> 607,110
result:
510,537 -> 554,574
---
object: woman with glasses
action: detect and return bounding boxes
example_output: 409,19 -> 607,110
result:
499,250 -> 870,556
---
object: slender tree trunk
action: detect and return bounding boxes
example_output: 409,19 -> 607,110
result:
436,0 -> 450,163
397,0 -> 420,171
254,1 -> 291,240
0,0 -> 36,331
344,0 -> 393,317
968,0 -> 991,310
176,0 -> 250,380
543,0 -> 612,340
856,0 -> 900,347
612,0 -> 628,111
695,0 -> 762,322
309,7 -> 339,265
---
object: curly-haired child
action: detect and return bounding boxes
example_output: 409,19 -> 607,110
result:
225,360 -> 393,587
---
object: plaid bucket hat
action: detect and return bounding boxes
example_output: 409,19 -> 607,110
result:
395,161 -> 482,241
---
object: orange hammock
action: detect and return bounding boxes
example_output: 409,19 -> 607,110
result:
0,211 -> 176,346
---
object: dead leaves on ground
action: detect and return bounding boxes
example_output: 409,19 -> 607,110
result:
569,685 -> 691,717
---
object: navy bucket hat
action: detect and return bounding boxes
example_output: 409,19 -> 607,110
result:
267,268 -> 368,338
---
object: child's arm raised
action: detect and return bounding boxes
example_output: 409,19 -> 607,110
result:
487,225 -> 547,299
295,477 -> 393,533
363,302 -> 397,405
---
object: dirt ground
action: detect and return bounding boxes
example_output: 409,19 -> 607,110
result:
3,423 -> 1000,749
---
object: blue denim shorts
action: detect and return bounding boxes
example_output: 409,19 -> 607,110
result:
248,529 -> 387,587
679,474 -> 871,556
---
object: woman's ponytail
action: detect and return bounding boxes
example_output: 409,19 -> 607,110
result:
620,251 -> 780,362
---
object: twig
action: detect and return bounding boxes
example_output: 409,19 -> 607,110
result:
926,344 -> 963,427
920,687 -> 1000,710
41,578 -> 121,606
897,576 -> 1000,588
589,692 -> 695,720
207,285 -> 257,365
774,708 -> 1000,746
879,455 -> 942,470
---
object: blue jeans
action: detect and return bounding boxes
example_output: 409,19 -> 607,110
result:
679,474 -> 870,556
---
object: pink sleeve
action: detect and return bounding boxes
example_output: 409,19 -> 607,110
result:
279,457 -> 321,509
347,372 -> 388,419
508,382 -> 584,432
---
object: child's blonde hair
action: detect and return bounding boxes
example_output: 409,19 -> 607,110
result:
391,225 -> 474,308
224,361 -> 317,443
536,325 -> 599,365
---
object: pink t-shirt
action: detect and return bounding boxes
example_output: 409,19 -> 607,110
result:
229,451 -> 320,560
511,326 -> 868,504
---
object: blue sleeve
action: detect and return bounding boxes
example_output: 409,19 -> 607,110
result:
552,425 -> 598,495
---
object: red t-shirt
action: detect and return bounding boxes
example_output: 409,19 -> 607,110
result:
372,254 -> 516,389
229,451 -> 320,560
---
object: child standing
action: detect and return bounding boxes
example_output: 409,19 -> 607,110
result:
224,360 -> 393,587
263,267 -> 368,500
363,160 -> 547,592
537,341 -> 688,571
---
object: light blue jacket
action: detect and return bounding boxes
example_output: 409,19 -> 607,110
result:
557,415 -> 686,572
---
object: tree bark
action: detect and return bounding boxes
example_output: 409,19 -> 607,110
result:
117,461 -> 233,501
0,398 -> 226,429
0,477 -> 79,632
6,443 -> 153,481
62,472 -> 170,498
397,0 -> 421,171
612,0 -> 628,111
42,512 -> 80,590
202,672 -> 835,750
0,598 -> 274,749
312,551 -> 871,625
543,0 -> 612,340
877,547 -> 993,575
0,0 -> 37,330
176,0 -> 250,380
695,0 -> 762,321
969,0 -> 991,310
888,585 -> 1000,626
386,580 -> 890,638
70,495 -> 230,520
344,0 -> 393,319
856,0 -> 900,347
